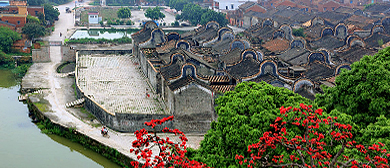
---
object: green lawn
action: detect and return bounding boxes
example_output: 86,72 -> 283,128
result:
80,7 -> 121,23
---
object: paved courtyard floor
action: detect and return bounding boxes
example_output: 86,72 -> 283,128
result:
77,54 -> 164,114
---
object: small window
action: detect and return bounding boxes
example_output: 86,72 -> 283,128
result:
5,20 -> 8,23
90,15 -> 94,18
306,8 -> 308,11
0,19 -> 2,21
35,11 -> 38,15
350,0 -> 353,3
324,7 -> 327,11
17,21 -> 20,24
332,7 -> 335,10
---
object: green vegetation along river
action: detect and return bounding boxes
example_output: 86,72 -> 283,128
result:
0,69 -> 121,168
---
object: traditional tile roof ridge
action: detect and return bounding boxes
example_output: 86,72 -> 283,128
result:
334,45 -> 376,64
302,60 -> 335,81
364,32 -> 390,48
168,75 -> 211,92
210,85 -> 235,93
132,28 -> 152,44
201,75 -> 231,83
277,48 -> 311,66
226,57 -> 262,80
309,35 -> 345,51
262,38 -> 290,53
220,47 -> 243,65
211,38 -> 234,54
156,40 -> 176,54
239,1 -> 256,9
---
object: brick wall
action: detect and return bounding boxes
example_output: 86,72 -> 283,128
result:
61,46 -> 76,62
0,15 -> 26,27
32,46 -> 50,62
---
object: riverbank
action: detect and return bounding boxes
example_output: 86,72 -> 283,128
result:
27,98 -> 134,167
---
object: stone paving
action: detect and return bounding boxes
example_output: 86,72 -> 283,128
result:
77,54 -> 164,114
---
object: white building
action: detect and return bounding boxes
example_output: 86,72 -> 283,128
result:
88,11 -> 101,24
213,0 -> 257,10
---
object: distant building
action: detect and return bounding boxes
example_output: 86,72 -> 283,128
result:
0,1 -> 9,7
88,11 -> 100,24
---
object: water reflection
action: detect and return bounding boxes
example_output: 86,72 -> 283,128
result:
0,69 -> 120,168
70,29 -> 139,40
0,69 -> 17,88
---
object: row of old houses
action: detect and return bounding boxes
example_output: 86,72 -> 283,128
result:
223,1 -> 389,28
131,16 -> 389,132
0,0 -> 44,31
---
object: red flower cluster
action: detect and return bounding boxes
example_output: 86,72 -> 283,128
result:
236,104 -> 390,168
130,116 -> 209,168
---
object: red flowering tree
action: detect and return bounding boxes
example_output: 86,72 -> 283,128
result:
130,116 -> 209,168
237,104 -> 390,168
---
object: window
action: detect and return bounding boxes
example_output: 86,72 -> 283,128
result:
90,15 -> 94,18
332,7 -> 335,10
324,7 -> 327,11
17,21 -> 20,24
306,8 -> 308,11
5,20 -> 8,23
35,11 -> 38,15
350,0 -> 353,3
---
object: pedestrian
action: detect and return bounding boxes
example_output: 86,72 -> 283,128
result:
60,32 -> 62,37
146,89 -> 150,98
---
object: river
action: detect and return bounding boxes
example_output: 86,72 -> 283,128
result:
0,69 -> 121,168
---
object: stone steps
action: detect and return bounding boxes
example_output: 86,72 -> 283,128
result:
18,89 -> 44,101
65,98 -> 85,108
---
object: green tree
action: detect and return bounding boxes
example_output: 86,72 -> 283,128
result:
0,27 -> 22,53
192,81 -> 311,167
26,15 -> 40,24
180,4 -> 205,26
27,0 -> 45,6
22,23 -> 46,40
200,9 -> 228,27
144,7 -> 165,21
292,28 -> 305,37
43,4 -> 60,24
37,12 -> 46,25
169,0 -> 189,11
117,7 -> 131,18
315,47 -> 390,127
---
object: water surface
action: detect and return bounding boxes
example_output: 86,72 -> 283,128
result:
0,69 -> 120,168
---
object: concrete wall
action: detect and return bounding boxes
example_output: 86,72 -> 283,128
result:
62,46 -> 76,62
146,60 -> 159,91
172,85 -> 215,133
32,46 -> 50,62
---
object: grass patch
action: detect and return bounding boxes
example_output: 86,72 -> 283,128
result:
34,102 -> 49,112
81,7 -> 120,23
79,107 -> 96,120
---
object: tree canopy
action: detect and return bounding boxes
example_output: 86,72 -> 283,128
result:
177,4 -> 228,27
144,7 -> 165,21
0,27 -> 21,53
117,7 -> 131,18
169,0 -> 189,11
237,104 -> 390,168
315,47 -> 390,127
22,22 -> 46,40
28,0 -> 69,6
43,4 -> 60,24
191,81 -> 311,167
